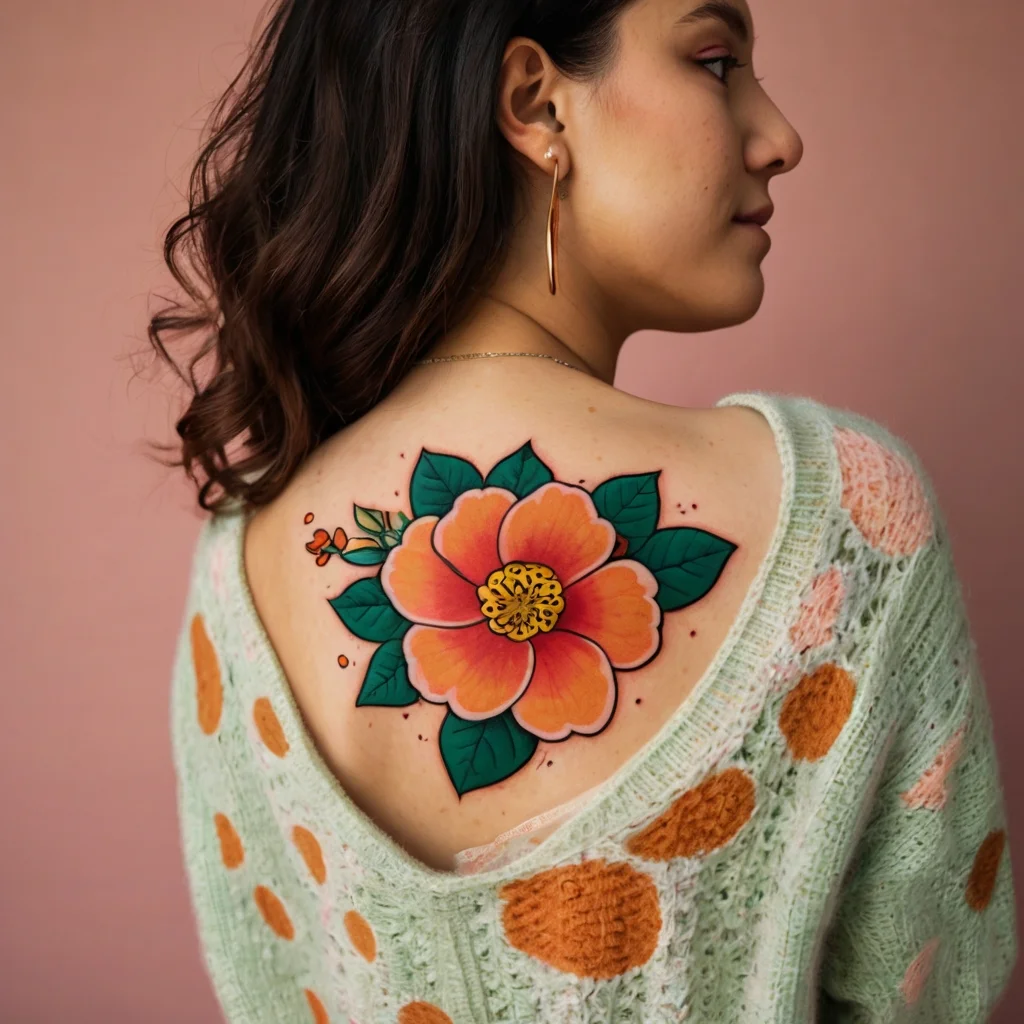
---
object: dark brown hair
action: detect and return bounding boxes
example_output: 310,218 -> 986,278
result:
146,0 -> 635,515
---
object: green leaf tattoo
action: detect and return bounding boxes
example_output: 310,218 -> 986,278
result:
591,471 -> 661,555
353,504 -> 387,535
409,450 -> 484,518
632,527 -> 737,612
328,576 -> 411,642
484,441 -> 554,499
356,639 -> 419,707
340,546 -> 388,566
438,709 -> 539,797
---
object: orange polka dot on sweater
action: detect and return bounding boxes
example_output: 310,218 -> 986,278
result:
191,613 -> 223,735
254,884 -> 295,939
303,988 -> 330,1024
624,766 -> 756,861
292,826 -> 326,885
789,566 -> 845,653
498,859 -> 661,979
966,829 -> 1006,911
213,812 -> 244,869
344,909 -> 377,962
253,697 -> 290,757
779,663 -> 856,761
833,427 -> 934,557
397,1003 -> 453,1024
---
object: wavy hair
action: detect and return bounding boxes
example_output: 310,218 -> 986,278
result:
146,0 -> 634,514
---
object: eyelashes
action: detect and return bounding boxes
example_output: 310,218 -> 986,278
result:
695,55 -> 766,87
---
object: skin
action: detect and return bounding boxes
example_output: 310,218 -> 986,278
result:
403,0 -> 804,386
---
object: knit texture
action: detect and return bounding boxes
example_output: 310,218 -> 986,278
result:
170,391 -> 1017,1023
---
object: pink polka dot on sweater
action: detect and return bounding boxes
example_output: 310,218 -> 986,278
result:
789,566 -> 845,652
833,427 -> 934,557
900,936 -> 940,1004
901,719 -> 969,811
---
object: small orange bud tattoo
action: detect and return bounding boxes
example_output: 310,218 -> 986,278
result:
306,529 -> 331,553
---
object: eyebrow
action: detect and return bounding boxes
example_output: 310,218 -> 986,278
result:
675,1 -> 753,45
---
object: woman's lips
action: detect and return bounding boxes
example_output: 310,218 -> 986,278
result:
733,219 -> 771,241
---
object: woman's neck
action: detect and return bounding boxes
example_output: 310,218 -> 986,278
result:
421,293 -> 624,386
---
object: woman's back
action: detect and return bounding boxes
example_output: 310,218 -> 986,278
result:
171,387 -> 1016,1022
241,363 -> 784,871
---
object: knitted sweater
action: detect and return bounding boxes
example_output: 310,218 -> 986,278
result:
170,390 -> 1017,1024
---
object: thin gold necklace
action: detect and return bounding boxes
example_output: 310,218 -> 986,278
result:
413,351 -> 592,377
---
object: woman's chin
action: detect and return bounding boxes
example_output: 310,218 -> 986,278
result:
714,274 -> 767,327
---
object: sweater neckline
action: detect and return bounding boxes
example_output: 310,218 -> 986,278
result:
223,390 -> 828,895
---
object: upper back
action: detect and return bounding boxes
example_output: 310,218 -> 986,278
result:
241,364 -> 784,871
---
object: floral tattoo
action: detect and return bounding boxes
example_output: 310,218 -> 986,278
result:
305,442 -> 737,797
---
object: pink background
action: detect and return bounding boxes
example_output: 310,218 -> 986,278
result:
2,0 -> 1021,1019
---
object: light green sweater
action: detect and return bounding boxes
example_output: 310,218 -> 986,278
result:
170,391 -> 1017,1023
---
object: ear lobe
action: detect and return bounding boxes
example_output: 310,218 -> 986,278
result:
543,146 -> 570,192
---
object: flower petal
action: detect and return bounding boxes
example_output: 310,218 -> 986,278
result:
511,630 -> 616,741
498,482 -> 615,587
558,560 -> 662,669
404,623 -> 534,719
433,487 -> 518,585
380,516 -> 483,626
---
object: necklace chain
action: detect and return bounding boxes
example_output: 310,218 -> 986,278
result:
413,351 -> 591,376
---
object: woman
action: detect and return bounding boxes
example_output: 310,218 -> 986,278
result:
155,1 -> 1017,1021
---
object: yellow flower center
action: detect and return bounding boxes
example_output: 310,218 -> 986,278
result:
477,562 -> 565,642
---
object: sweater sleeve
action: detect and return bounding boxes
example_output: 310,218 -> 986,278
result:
816,480 -> 1018,1021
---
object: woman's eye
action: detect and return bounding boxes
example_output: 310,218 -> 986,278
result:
696,55 -> 748,87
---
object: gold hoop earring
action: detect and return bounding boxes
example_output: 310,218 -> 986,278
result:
545,148 -> 560,295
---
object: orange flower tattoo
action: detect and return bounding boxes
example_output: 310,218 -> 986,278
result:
309,443 -> 737,796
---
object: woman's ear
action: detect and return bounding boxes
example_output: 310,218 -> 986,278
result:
495,36 -> 571,180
